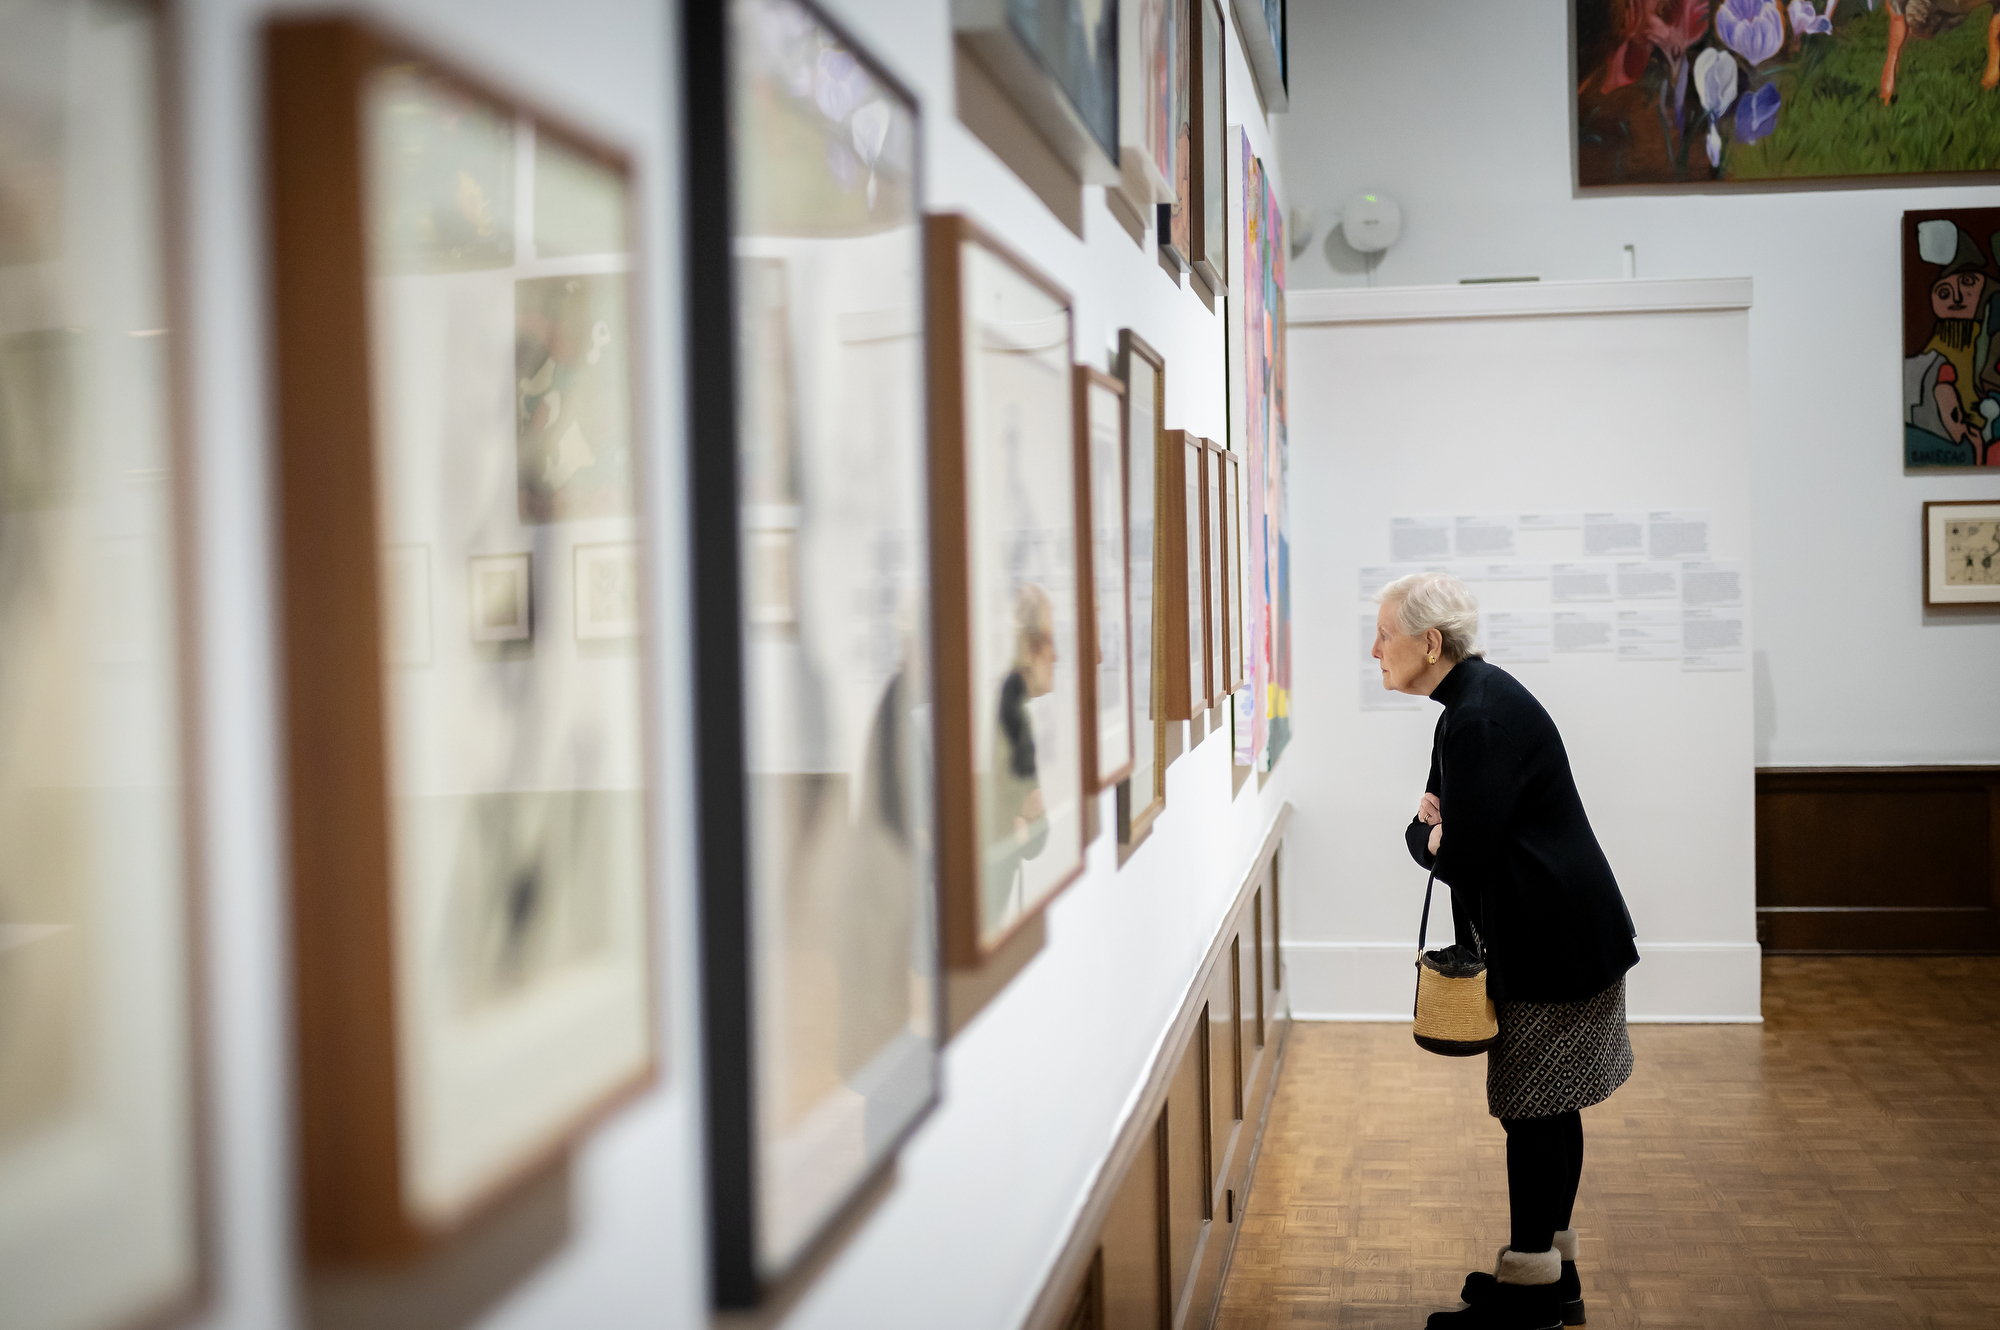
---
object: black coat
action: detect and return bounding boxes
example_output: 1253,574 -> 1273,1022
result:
1404,656 -> 1638,1003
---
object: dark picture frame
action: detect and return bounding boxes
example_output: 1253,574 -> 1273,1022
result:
683,0 -> 942,1307
1160,429 -> 1210,719
1924,499 -> 2000,606
267,15 -> 658,1266
1117,331 -> 1168,848
927,213 -> 1090,969
1076,366 -> 1137,793
1190,0 -> 1228,294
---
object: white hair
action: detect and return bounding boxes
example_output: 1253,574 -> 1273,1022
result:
1377,571 -> 1482,662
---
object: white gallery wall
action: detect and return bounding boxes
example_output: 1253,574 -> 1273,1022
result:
1283,282 -> 1761,1021
1278,0 -> 2000,770
170,1 -> 1293,1329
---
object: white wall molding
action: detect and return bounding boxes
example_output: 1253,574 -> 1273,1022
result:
1283,940 -> 1763,1023
1286,277 -> 1754,327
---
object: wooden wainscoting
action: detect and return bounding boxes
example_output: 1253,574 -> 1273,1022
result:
1025,805 -> 1293,1330
1756,767 -> 2000,953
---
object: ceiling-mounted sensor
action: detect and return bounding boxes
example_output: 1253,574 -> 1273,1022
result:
1340,193 -> 1402,253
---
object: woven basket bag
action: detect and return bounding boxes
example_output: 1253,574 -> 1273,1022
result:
1411,854 -> 1498,1057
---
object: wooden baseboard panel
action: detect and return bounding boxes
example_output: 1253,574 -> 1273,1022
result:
1026,803 -> 1293,1330
1756,766 -> 2000,954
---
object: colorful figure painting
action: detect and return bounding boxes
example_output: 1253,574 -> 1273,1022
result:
1576,1 -> 2000,185
1235,129 -> 1291,773
1904,207 -> 2000,467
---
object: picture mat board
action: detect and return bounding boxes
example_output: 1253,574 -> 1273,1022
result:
1118,331 -> 1167,840
1078,367 -> 1135,790
267,19 -> 657,1262
1925,500 -> 2000,605
0,3 -> 204,1325
926,214 -> 1087,966
689,0 -> 943,1303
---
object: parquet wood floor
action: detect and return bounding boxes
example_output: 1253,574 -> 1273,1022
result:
1214,958 -> 2000,1329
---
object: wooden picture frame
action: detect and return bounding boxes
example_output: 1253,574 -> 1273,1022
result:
1924,500 -> 2000,606
1204,441 -> 1228,699
1190,0 -> 1228,294
1117,331 -> 1168,847
1229,0 -> 1287,112
927,213 -> 1090,969
0,2 -> 211,1325
1076,366 -> 1137,792
266,16 -> 658,1265
1224,450 -> 1246,694
1160,430 -> 1211,719
684,0 -> 942,1304
1156,0 -> 1192,273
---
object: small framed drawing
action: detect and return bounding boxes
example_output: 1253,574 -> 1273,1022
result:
1230,0 -> 1287,112
0,1 -> 208,1325
1190,0 -> 1228,294
927,213 -> 1089,971
1076,366 -> 1135,792
1160,429 -> 1210,720
574,543 -> 640,640
1205,441 -> 1228,696
266,17 -> 657,1264
955,0 -> 1118,187
684,0 -> 942,1306
1118,331 -> 1167,847
1924,500 -> 2000,605
1224,450 -> 1246,691
1156,0 -> 1191,273
469,553 -> 532,642
1112,0 -> 1178,231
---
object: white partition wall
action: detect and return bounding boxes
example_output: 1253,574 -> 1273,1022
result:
1283,278 -> 1760,1023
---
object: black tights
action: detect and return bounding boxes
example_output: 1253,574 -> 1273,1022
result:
1500,1111 -> 1583,1254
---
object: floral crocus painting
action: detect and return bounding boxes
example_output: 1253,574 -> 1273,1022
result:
1577,0 -> 2000,184
1903,207 -> 2000,466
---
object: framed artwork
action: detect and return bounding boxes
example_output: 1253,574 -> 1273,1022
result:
1115,0 -> 1178,220
1205,441 -> 1227,698
1160,429 -> 1209,720
1925,500 -> 2000,605
1229,0 -> 1287,111
1157,0 -> 1192,272
1190,0 -> 1228,293
1076,367 -> 1136,792
1903,209 -> 2000,468
1224,451 -> 1246,693
0,3 -> 207,1326
683,0 -> 941,1305
955,0 -> 1120,185
470,554 -> 533,642
926,213 -> 1088,967
1118,331 -> 1167,845
267,18 -> 657,1264
1576,2 -> 2000,185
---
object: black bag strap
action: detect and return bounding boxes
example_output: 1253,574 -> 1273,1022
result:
1415,718 -> 1480,961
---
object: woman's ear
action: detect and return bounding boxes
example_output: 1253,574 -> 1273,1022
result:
1426,628 -> 1443,663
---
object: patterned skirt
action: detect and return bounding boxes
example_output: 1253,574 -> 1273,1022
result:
1486,977 -> 1633,1120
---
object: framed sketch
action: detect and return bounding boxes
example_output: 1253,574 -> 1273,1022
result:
1224,451 -> 1246,692
1925,501 -> 2000,605
684,0 -> 941,1305
1205,441 -> 1228,696
470,554 -> 532,642
1076,367 -> 1135,793
955,0 -> 1119,185
1190,0 -> 1227,293
927,213 -> 1088,967
1160,429 -> 1209,720
266,17 -> 657,1264
574,542 -> 640,640
1157,0 -> 1192,272
0,2 -> 207,1326
1114,0 -> 1178,225
1118,331 -> 1167,846
1229,0 -> 1287,111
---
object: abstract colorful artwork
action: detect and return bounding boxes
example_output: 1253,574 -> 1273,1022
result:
1903,207 -> 2000,466
1576,1 -> 2000,185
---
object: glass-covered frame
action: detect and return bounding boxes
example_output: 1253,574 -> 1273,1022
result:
1116,330 -> 1166,848
1074,366 -> 1134,793
684,0 -> 942,1307
266,17 -> 658,1265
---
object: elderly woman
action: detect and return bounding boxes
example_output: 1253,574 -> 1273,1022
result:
1370,571 -> 1639,1330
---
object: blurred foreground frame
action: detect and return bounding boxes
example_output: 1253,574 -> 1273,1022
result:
263,12 -> 659,1276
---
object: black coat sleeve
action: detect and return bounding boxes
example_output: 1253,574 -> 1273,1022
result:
1432,716 -> 1524,897
1404,728 -> 1443,870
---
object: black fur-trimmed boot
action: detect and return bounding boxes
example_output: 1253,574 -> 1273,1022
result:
1460,1229 -> 1585,1325
1426,1248 -> 1563,1329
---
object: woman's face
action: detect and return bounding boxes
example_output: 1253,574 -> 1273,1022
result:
1372,599 -> 1436,694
